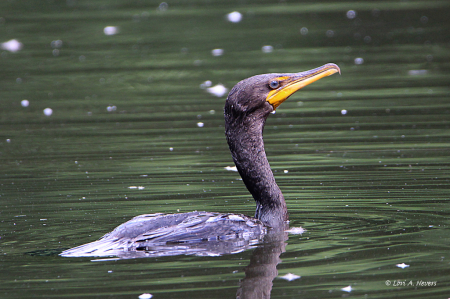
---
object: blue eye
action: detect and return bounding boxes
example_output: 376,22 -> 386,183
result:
269,80 -> 279,89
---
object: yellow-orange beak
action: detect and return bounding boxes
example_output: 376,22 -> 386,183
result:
266,63 -> 340,110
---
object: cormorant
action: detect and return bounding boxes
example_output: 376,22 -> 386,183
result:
60,63 -> 340,258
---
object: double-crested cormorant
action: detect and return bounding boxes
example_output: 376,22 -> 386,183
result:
60,63 -> 340,258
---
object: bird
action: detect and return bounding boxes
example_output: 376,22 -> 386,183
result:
60,63 -> 340,258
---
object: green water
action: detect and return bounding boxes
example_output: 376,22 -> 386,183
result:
1,0 -> 450,298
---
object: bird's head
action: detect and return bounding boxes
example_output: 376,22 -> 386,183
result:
224,63 -> 340,122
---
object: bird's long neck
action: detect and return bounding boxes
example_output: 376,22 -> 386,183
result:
225,112 -> 288,227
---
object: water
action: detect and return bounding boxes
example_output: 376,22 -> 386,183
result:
1,0 -> 450,298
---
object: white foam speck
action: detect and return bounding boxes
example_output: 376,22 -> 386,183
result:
224,166 -> 238,172
396,263 -> 410,269
200,80 -> 212,89
354,57 -> 364,65
50,40 -> 63,48
138,294 -> 153,299
211,48 -> 224,56
1,39 -> 23,52
341,109 -> 347,115
279,273 -> 301,281
128,186 -> 145,190
21,99 -> 29,107
341,285 -> 352,292
43,108 -> 53,116
285,227 -> 305,234
227,11 -> 242,23
104,26 -> 119,35
261,45 -> 273,53
197,122 -> 204,128
158,2 -> 168,11
408,70 -> 428,76
346,10 -> 357,19
207,84 -> 228,97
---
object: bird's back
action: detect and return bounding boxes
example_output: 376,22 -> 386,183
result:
60,211 -> 266,258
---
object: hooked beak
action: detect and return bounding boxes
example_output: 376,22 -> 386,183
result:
266,63 -> 340,110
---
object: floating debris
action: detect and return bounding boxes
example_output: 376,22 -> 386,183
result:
206,84 -> 228,97
279,273 -> 301,281
354,57 -> 364,65
128,186 -> 145,190
104,26 -> 119,36
106,106 -> 117,112
341,285 -> 352,292
261,45 -> 273,53
50,40 -> 63,48
408,70 -> 428,76
396,263 -> 410,269
227,11 -> 242,23
158,2 -> 168,11
1,39 -> 23,52
211,48 -> 224,57
200,80 -> 212,89
138,293 -> 153,299
43,108 -> 53,116
346,10 -> 357,19
285,227 -> 305,234
341,109 -> 347,115
197,122 -> 204,128
21,99 -> 29,107
224,166 -> 238,172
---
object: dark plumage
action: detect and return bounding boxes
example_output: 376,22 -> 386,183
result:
225,74 -> 288,227
60,63 -> 340,258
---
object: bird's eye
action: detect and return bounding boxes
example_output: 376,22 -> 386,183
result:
269,80 -> 279,89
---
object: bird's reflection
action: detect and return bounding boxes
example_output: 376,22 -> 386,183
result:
236,225 -> 288,299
